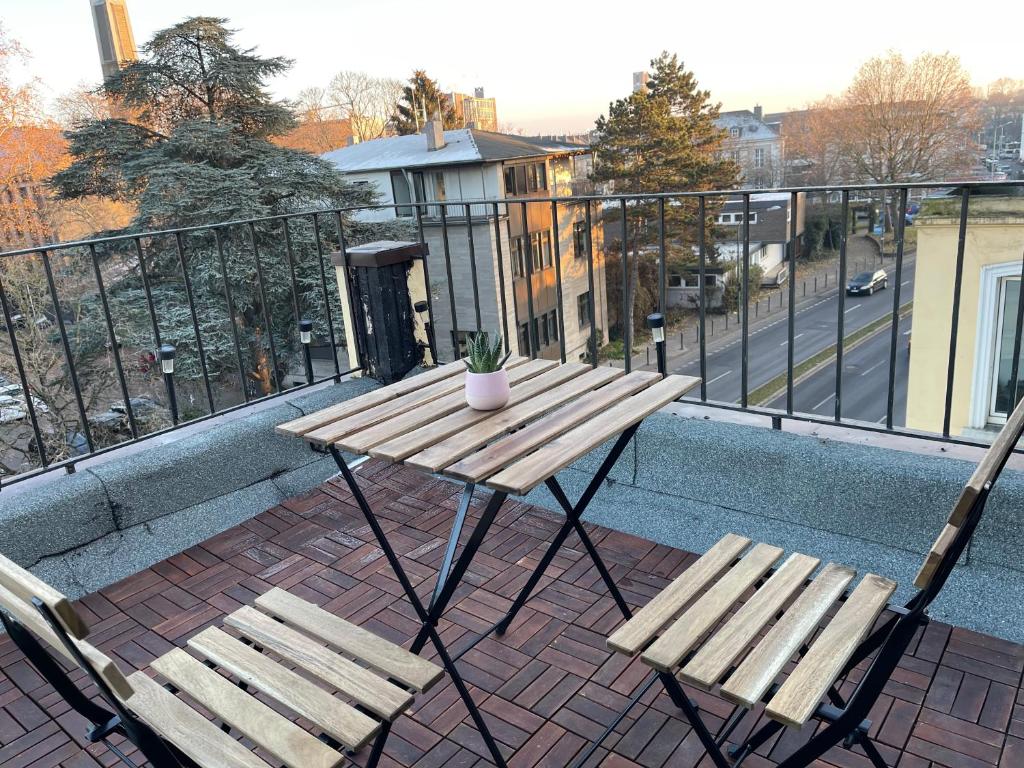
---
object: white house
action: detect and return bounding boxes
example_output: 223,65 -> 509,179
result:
323,126 -> 609,362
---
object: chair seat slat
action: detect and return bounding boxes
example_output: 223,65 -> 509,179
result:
719,562 -> 855,709
127,671 -> 272,768
225,605 -> 413,721
256,588 -> 442,691
765,573 -> 896,727
152,647 -> 344,768
607,533 -> 751,657
680,552 -> 820,689
188,626 -> 379,750
642,543 -> 784,672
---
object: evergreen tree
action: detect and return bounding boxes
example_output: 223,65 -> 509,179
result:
392,70 -> 459,135
48,18 -> 408,404
591,52 -> 739,339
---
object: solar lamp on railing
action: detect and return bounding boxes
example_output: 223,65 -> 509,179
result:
648,313 -> 667,376
299,319 -> 314,385
159,343 -> 178,426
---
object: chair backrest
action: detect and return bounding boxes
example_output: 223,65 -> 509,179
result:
0,552 -> 133,701
914,395 -> 1024,592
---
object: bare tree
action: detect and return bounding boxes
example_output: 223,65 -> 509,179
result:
782,97 -> 847,187
824,52 -> 979,184
328,71 -> 403,141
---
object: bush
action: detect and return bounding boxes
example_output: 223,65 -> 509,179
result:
721,263 -> 764,314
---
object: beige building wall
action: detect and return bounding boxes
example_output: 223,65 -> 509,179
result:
907,196 -> 1024,436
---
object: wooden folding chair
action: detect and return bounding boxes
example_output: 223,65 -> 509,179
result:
0,559 -> 442,768
579,397 -> 1024,768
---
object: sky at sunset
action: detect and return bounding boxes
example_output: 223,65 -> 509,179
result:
5,0 -> 1023,134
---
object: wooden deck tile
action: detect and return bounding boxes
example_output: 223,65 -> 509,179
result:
0,459 -> 1020,768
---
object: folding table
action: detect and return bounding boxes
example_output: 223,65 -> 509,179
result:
277,358 -> 699,766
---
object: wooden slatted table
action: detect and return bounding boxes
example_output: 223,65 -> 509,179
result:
279,360 -> 699,768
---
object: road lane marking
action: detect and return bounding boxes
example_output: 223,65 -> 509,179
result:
844,304 -> 862,314
813,394 -> 835,410
779,333 -> 805,346
706,370 -> 733,385
903,329 -> 911,335
901,280 -> 910,286
860,360 -> 887,377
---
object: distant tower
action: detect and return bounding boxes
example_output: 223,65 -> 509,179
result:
91,0 -> 137,80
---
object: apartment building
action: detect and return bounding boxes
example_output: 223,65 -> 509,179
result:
908,191 -> 1024,437
715,106 -> 785,188
322,125 -> 609,362
448,88 -> 498,132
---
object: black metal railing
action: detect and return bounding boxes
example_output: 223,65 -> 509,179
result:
2,179 -> 1022,486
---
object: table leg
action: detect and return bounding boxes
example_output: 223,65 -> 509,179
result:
329,448 -> 510,766
494,422 -> 641,634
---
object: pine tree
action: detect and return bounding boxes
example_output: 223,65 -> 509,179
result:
591,51 -> 739,340
48,17 -> 408,403
392,70 -> 459,135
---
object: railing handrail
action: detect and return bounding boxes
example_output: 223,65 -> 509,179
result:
3,178 -> 1022,259
2,177 -> 1024,488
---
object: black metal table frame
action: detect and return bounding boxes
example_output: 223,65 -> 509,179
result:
326,420 -> 673,767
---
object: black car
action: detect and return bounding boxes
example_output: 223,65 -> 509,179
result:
847,269 -> 888,296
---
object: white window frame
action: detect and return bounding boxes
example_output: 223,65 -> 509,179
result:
969,260 -> 1022,428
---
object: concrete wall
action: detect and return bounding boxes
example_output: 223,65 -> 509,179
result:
523,409 -> 1024,643
3,373 -> 1023,642
1,378 -> 377,597
908,196 -> 1024,435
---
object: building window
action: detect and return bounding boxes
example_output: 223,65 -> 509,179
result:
547,310 -> 559,343
510,236 -> 525,278
577,291 -> 592,330
668,273 -> 683,288
518,322 -> 530,354
754,148 -> 765,168
729,127 -> 740,138
503,162 -> 547,196
390,171 -> 413,217
574,220 -> 587,259
504,167 -> 516,195
990,276 -> 1023,419
715,212 -> 758,225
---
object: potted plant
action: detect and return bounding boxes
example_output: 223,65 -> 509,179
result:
464,332 -> 512,410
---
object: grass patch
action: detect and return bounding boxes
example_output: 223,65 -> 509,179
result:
748,301 -> 913,406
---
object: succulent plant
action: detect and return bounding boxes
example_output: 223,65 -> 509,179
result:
464,331 -> 511,373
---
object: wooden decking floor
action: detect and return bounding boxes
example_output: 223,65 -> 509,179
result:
1,460 -> 1022,767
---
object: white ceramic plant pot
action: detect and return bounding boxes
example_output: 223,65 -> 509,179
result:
465,368 -> 510,410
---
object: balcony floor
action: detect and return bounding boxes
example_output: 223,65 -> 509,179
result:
1,460 -> 1021,768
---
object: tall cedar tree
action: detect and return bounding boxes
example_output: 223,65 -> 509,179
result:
48,18 -> 408,404
591,52 -> 739,339
393,70 -> 459,135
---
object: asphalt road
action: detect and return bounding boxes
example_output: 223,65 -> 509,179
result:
766,313 -> 911,427
672,257 -> 916,423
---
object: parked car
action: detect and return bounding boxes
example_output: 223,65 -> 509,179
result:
847,269 -> 888,296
